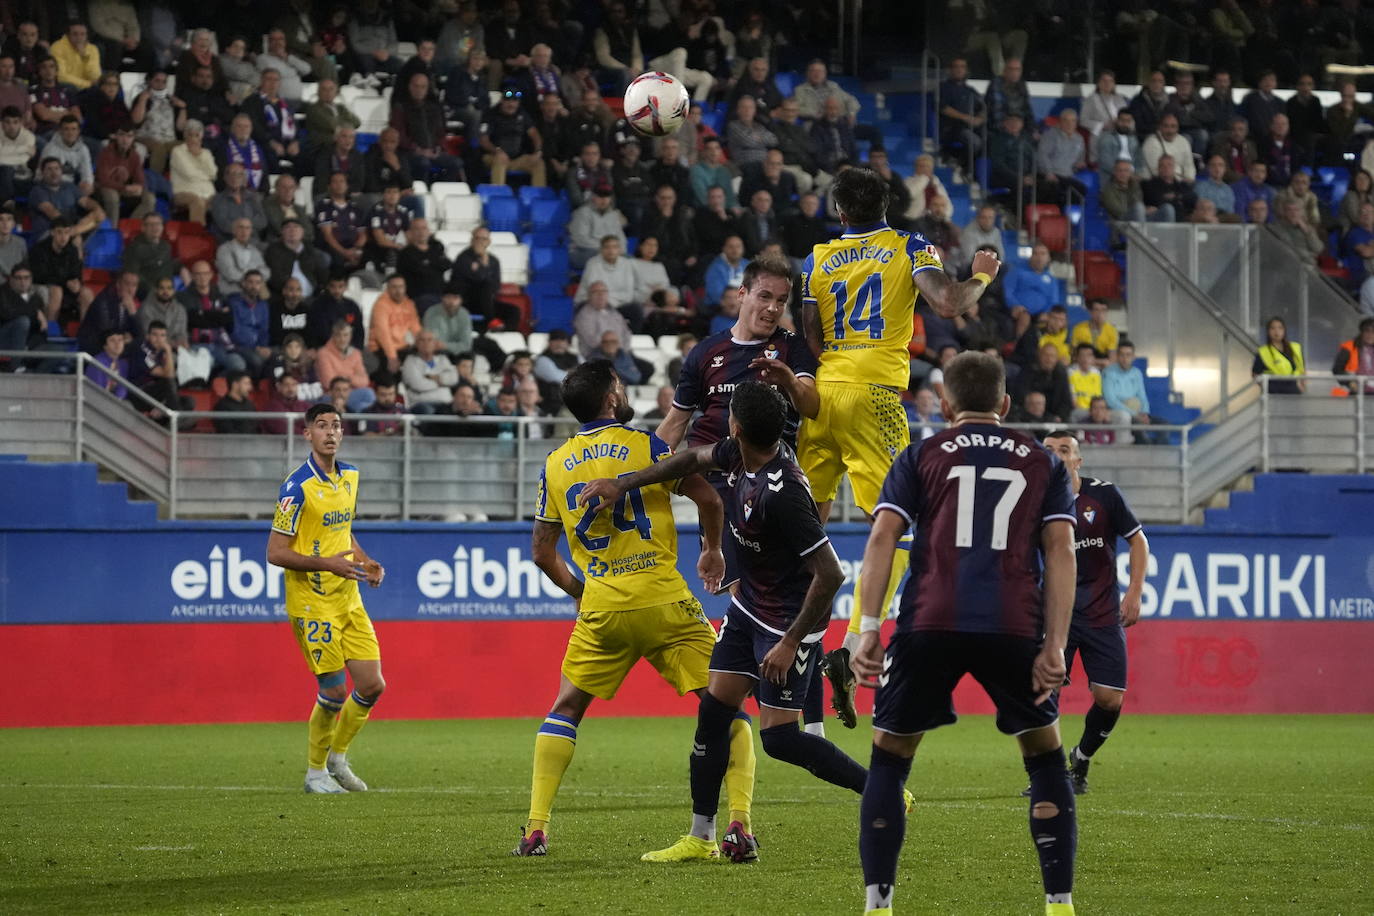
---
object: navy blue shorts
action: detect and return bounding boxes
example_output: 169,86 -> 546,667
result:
1064,620 -> 1128,691
710,609 -> 821,710
873,630 -> 1060,736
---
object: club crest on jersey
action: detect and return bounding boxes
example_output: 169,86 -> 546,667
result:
312,649 -> 322,663
711,355 -> 725,368
342,479 -> 352,496
764,347 -> 778,360
1083,507 -> 1097,524
743,498 -> 754,521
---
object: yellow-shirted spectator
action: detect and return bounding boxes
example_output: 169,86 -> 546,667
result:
1071,298 -> 1120,364
1069,342 -> 1104,418
1040,304 -> 1070,363
49,23 -> 103,91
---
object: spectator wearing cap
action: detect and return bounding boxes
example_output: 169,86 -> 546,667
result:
480,87 -> 548,188
95,124 -> 155,222
569,185 -> 628,270
576,235 -> 640,327
690,137 -> 737,210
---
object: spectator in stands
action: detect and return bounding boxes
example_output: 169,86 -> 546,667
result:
0,264 -> 43,356
41,116 -> 95,194
258,30 -> 312,105
573,281 -> 631,358
365,183 -> 412,273
782,191 -> 828,270
228,270 -> 272,377
126,317 -> 190,420
264,218 -> 327,302
1208,119 -> 1258,187
513,44 -> 562,116
1036,108 -> 1088,205
1275,171 -> 1324,231
94,125 -> 154,223
1338,171 -> 1374,237
1016,341 -> 1074,421
1093,109 -> 1139,187
534,93 -> 574,183
576,233 -> 639,316
1246,197 -> 1271,225
306,277 -> 363,352
313,126 -> 366,197
1165,71 -> 1213,159
987,113 -> 1035,208
175,29 -> 224,95
937,57 -> 985,159
566,141 -> 611,210
1071,299 -> 1119,364
349,0 -> 402,79
534,328 -> 581,409
79,71 -> 133,141
690,137 -> 738,211
448,227 -> 520,328
168,120 -> 215,226
315,171 -> 368,272
630,235 -> 673,311
903,154 -> 952,225
208,163 -> 266,241
770,96 -> 822,193
244,69 -> 301,170
569,185 -> 628,269
86,328 -> 130,400
79,270 -> 141,355
740,149 -> 799,221
1140,114 -> 1196,181
913,198 -> 962,268
363,127 -> 415,203
731,58 -> 784,118
960,204 -> 1004,261
1007,389 -> 1056,435
216,37 -> 258,104
810,97 -> 858,179
641,384 -> 674,423
436,2 -> 485,73
3,21 -> 47,87
592,2 -> 643,92
428,381 -> 496,437
484,0 -> 533,90
1253,316 -> 1305,394
1326,81 -> 1374,164
1142,155 -> 1196,222
1241,70 -> 1285,141
124,214 -> 187,292
31,59 -> 80,140
402,329 -> 459,408
1004,243 -> 1059,319
1080,396 -> 1124,445
1332,318 -> 1374,392
317,322 -> 376,410
30,219 -> 90,325
392,72 -> 463,182
1196,154 -> 1241,222
212,370 -> 258,432
369,274 -> 422,373
1209,0 -> 1253,76
134,272 -> 187,346
423,290 -> 474,356
1286,74 -> 1326,152
0,210 -> 21,280
51,22 -> 101,92
269,277 -> 312,347
641,184 -> 699,285
739,189 -> 780,258
1259,113 -> 1306,188
444,47 -> 491,139
179,260 -> 242,376
0,107 -> 36,201
1103,339 -> 1165,444
177,65 -> 234,145
612,139 -> 654,234
1127,70 -> 1170,139
1346,202 -> 1374,280
1233,161 -> 1276,223
867,149 -> 912,223
218,114 -> 271,194
982,56 -> 1031,128
302,79 -> 360,159
1036,305 -> 1071,364
704,235 -> 749,310
393,218 -> 449,309
1067,343 -> 1104,421
591,328 -> 643,385
480,88 -> 547,188
360,374 -> 409,434
726,96 -> 777,172
1081,69 -> 1127,138
905,387 -> 943,440
0,56 -> 33,128
217,218 -> 270,296
260,371 -> 309,434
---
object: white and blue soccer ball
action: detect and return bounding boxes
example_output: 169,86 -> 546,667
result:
623,71 -> 690,137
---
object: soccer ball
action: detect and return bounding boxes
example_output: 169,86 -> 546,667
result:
623,71 -> 690,137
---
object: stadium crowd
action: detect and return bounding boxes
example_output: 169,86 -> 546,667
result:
1,2 -> 1373,445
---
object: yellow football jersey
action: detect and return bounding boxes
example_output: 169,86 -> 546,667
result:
272,454 -> 362,619
801,223 -> 944,390
535,419 -> 693,613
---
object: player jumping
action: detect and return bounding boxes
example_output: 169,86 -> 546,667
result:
267,402 -> 387,795
1032,431 -> 1149,795
514,361 -> 757,859
851,352 -> 1080,916
582,381 -> 912,864
798,167 -> 1002,728
654,253 -> 834,735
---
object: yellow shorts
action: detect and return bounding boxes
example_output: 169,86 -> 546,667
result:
290,603 -> 381,675
562,598 -> 715,701
799,380 -> 911,515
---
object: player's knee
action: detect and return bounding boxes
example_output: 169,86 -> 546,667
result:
356,675 -> 386,700
759,723 -> 804,763
316,671 -> 348,701
1031,801 -> 1060,819
1094,690 -> 1124,712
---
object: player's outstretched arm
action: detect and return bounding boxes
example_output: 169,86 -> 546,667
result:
531,520 -> 584,602
1035,519 -> 1077,702
914,248 -> 1003,319
1121,530 -> 1150,627
678,473 -> 726,593
749,356 -> 820,419
759,544 -> 844,685
266,531 -> 367,580
577,444 -> 719,510
802,297 -> 823,359
851,509 -> 906,687
654,405 -> 693,449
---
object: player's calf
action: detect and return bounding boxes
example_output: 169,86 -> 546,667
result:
759,722 -> 867,793
1024,747 -> 1077,913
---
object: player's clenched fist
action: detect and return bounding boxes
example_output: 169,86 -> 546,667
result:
970,248 -> 1002,281
1031,646 -> 1066,704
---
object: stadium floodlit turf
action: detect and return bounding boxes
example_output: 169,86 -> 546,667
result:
2,715 -> 1370,915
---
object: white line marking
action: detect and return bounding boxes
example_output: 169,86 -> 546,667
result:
132,845 -> 195,851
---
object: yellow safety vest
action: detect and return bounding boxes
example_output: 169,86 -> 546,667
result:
1257,342 -> 1304,377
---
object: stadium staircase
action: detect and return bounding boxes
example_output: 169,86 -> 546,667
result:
0,454 -> 157,528
1202,474 -> 1374,536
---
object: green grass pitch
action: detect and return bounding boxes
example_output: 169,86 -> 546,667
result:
2,715 -> 1371,915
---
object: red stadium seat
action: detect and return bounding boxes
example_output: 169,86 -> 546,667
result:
1072,249 -> 1112,284
1035,213 -> 1070,253
1082,259 -> 1122,300
117,218 -> 142,243
174,233 -> 217,267
1023,203 -> 1061,233
498,283 -> 532,333
82,268 -> 112,297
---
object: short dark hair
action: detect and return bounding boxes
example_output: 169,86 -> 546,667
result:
561,360 -> 619,423
373,371 -> 398,388
40,156 -> 61,171
1360,318 -> 1374,335
1048,304 -> 1067,315
1075,343 -> 1096,356
729,380 -> 786,449
242,269 -> 263,280
829,167 -> 890,225
1043,429 -> 1079,446
328,375 -> 350,389
0,106 -> 20,120
741,252 -> 792,291
225,369 -> 249,386
1117,338 -> 1135,351
147,320 -> 168,332
942,351 -> 1005,415
305,402 -> 339,424
59,114 -> 80,126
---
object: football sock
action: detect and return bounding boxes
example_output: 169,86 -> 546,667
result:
527,712 -> 578,833
801,657 -> 825,730
1076,703 -> 1121,758
860,745 -> 912,906
689,692 -> 736,840
759,722 -> 867,793
331,690 -> 377,756
1025,747 -> 1077,900
308,692 -> 344,769
724,711 -> 755,834
844,539 -> 911,653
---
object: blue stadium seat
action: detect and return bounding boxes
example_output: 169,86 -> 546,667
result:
84,229 -> 124,271
773,71 -> 800,98
950,198 -> 973,227
476,183 -> 516,207
530,246 -> 569,281
484,196 -> 523,232
533,294 -> 574,333
355,132 -> 378,152
518,185 -> 557,210
700,109 -> 725,133
832,75 -> 862,94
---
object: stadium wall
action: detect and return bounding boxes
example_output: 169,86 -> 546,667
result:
2,523 -> 1372,727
